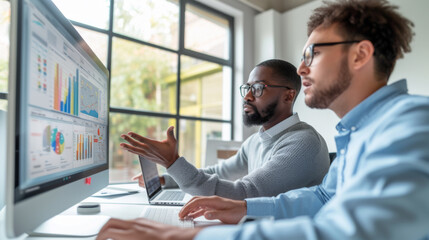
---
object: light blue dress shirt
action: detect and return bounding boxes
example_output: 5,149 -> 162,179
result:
195,80 -> 429,240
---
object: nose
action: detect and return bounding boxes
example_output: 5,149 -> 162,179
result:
243,89 -> 254,102
297,60 -> 309,77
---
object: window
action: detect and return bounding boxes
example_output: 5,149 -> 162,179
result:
0,0 -> 234,182
44,0 -> 235,182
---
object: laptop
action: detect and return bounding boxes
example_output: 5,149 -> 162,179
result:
139,155 -> 192,206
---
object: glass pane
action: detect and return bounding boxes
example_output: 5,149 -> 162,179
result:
185,4 -> 230,60
74,26 -> 108,67
0,98 -> 6,111
114,0 -> 179,50
109,113 -> 175,183
180,56 -> 231,120
52,0 -> 110,29
111,38 -> 178,114
0,0 -> 10,92
179,120 -> 231,168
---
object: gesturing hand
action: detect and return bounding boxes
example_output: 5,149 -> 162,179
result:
179,196 -> 247,224
120,126 -> 179,168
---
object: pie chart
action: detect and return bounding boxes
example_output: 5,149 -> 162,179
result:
51,128 -> 65,154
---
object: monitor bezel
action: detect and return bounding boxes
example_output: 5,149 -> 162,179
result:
6,0 -> 110,237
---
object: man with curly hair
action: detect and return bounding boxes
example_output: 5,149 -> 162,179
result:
97,1 -> 429,239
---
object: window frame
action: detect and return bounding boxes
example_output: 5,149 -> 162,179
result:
74,0 -> 235,171
0,0 -> 235,179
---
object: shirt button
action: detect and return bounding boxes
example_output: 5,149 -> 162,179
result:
351,126 -> 356,131
340,149 -> 345,155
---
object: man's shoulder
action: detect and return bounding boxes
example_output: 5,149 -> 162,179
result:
377,93 -> 429,121
276,121 -> 323,143
285,121 -> 320,136
364,94 -> 429,140
395,94 -> 429,108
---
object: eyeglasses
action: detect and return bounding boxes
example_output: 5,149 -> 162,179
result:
240,83 -> 291,98
301,41 -> 360,67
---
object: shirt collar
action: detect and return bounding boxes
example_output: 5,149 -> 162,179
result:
336,79 -> 408,132
259,113 -> 300,139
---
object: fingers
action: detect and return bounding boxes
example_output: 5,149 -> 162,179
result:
126,131 -> 154,145
96,228 -> 131,240
119,143 -> 147,156
204,210 -> 220,220
131,173 -> 145,187
96,218 -> 165,240
131,173 -> 142,181
166,126 -> 176,142
203,210 -> 237,224
179,196 -> 247,224
97,218 -> 131,238
121,134 -> 145,148
181,208 -> 206,220
179,196 -> 223,218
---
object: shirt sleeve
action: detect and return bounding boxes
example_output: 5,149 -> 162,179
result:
195,102 -> 429,240
167,130 -> 328,200
161,174 -> 179,189
162,140 -> 250,189
201,154 -> 248,181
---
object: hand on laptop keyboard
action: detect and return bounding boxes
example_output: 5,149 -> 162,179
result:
179,195 -> 247,224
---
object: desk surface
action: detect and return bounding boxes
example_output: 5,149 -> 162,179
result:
1,183 -> 169,240
2,203 -> 146,240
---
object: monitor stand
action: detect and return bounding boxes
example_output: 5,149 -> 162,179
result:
29,214 -> 110,237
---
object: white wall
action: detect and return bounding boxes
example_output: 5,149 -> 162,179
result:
254,9 -> 283,64
388,0 -> 429,96
278,0 -> 429,151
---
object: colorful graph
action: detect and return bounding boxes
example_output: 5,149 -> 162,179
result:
37,54 -> 47,92
51,128 -> 65,155
53,64 -> 79,116
75,133 -> 93,160
80,76 -> 99,118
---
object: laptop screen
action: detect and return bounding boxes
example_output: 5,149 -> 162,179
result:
138,155 -> 162,198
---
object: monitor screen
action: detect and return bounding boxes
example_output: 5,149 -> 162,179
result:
6,0 -> 109,236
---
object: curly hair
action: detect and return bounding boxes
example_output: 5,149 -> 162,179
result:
307,0 -> 414,80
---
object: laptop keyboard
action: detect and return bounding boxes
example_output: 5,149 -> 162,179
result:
141,207 -> 193,228
158,191 -> 185,201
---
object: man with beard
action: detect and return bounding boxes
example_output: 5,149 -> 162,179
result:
97,0 -> 429,240
120,59 -> 330,200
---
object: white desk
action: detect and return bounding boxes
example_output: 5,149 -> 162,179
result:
1,184 -> 166,240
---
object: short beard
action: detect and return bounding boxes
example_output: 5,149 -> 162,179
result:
243,101 -> 277,126
306,57 -> 352,109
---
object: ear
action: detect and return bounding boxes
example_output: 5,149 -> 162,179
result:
283,89 -> 296,103
351,40 -> 374,70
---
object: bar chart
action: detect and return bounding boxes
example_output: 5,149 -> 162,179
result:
75,133 -> 93,161
53,63 -> 79,116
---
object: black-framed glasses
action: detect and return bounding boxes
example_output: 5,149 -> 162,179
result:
301,40 -> 360,67
240,83 -> 291,98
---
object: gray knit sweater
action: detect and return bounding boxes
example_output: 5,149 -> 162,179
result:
164,115 -> 330,200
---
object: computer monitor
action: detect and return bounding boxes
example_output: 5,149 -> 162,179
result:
6,0 -> 109,237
